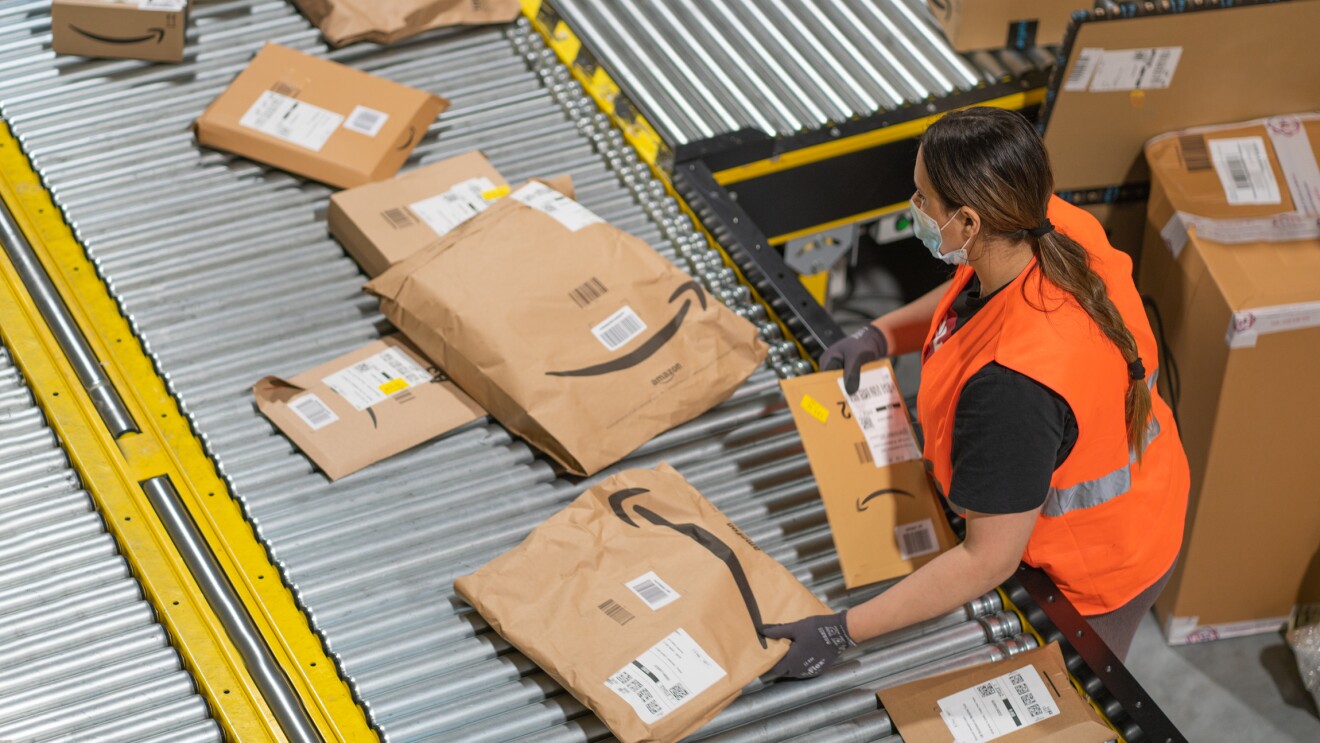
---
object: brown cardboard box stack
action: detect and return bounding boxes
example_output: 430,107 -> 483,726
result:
927,0 -> 1083,52
51,0 -> 189,62
1140,113 -> 1320,644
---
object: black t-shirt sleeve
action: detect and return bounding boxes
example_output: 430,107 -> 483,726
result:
948,363 -> 1078,515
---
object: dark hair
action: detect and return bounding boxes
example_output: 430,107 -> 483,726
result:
920,107 -> 1152,455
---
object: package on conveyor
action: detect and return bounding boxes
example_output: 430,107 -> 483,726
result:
455,463 -> 830,743
194,43 -> 448,189
364,181 -> 768,476
51,0 -> 190,63
252,334 -> 484,480
1139,112 -> 1320,644
290,0 -> 520,47
926,0 -> 1080,52
780,360 -> 958,589
878,642 -> 1114,742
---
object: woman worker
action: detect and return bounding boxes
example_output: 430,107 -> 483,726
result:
763,107 -> 1189,677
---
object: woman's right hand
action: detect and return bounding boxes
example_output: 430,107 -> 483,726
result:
819,324 -> 889,395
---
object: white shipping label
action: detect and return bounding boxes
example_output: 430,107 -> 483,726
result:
838,366 -> 921,468
408,176 -> 500,236
604,629 -> 726,725
321,348 -> 432,411
239,91 -> 344,153
1086,47 -> 1182,92
1266,116 -> 1320,215
343,105 -> 390,137
1209,137 -> 1281,205
1063,48 -> 1104,92
1174,210 -> 1320,245
592,306 -> 647,351
937,665 -> 1060,743
1159,213 -> 1189,258
288,393 -> 339,431
895,519 -> 939,561
139,0 -> 187,9
625,571 -> 680,611
1224,300 -> 1320,349
511,181 -> 604,232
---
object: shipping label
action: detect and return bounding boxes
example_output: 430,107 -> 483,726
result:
1266,116 -> 1320,216
937,665 -> 1060,742
408,176 -> 500,236
1224,300 -> 1320,349
343,105 -> 389,137
838,366 -> 921,468
139,0 -> 187,9
511,181 -> 604,232
239,90 -> 344,152
1085,47 -> 1182,92
288,393 -> 339,431
604,628 -> 726,724
592,306 -> 647,351
321,348 -> 432,411
625,571 -> 680,611
895,519 -> 939,561
1209,137 -> 1281,205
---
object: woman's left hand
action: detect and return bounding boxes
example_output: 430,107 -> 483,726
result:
761,611 -> 855,679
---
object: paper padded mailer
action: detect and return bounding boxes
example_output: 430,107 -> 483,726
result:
291,0 -> 520,47
365,182 -> 768,475
455,464 -> 830,743
253,334 -> 484,480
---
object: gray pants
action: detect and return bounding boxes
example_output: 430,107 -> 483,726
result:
1083,562 -> 1177,661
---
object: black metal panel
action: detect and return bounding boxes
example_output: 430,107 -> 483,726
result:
671,161 -> 846,360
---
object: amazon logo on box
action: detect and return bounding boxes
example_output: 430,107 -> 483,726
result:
52,0 -> 189,63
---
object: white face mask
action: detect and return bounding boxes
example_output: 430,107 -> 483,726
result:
910,196 -> 972,266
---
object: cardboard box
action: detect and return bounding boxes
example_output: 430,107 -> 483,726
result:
365,181 -> 768,476
455,464 -> 830,743
252,334 -> 484,480
1140,113 -> 1320,644
195,43 -> 448,189
879,642 -> 1113,742
290,0 -> 520,47
51,0 -> 188,63
780,360 -> 957,589
328,152 -> 509,277
1043,0 -> 1320,193
927,0 -> 1082,51
1079,200 -> 1147,266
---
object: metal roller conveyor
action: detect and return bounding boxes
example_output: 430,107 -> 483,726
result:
0,346 -> 220,742
1,1 -> 1029,739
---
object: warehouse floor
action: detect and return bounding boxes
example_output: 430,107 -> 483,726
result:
837,245 -> 1320,743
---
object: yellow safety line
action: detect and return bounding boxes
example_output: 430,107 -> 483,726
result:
768,201 -> 912,247
521,0 -> 816,366
713,89 -> 1047,186
0,125 -> 375,741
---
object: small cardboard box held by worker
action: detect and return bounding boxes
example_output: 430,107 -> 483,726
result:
51,0 -> 190,63
879,642 -> 1114,742
365,182 -> 767,476
456,464 -> 830,743
195,43 -> 448,188
781,360 -> 958,589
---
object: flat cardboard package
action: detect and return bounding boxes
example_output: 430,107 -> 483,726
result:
879,642 -> 1113,742
455,464 -> 830,743
253,335 -> 484,480
927,0 -> 1081,51
1140,113 -> 1320,644
365,182 -> 768,476
781,360 -> 957,589
291,0 -> 520,47
51,0 -> 188,62
195,43 -> 448,188
328,151 -> 509,277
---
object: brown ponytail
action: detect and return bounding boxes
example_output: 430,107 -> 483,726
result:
920,107 -> 1153,455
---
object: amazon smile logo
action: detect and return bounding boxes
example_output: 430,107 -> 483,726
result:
651,363 -> 682,386
856,488 -> 916,512
71,25 -> 167,45
547,281 -> 707,378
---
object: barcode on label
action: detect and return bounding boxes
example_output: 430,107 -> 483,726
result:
381,207 -> 416,229
854,441 -> 873,465
289,393 -> 338,431
592,306 -> 647,351
599,598 -> 634,626
977,682 -> 997,698
1180,135 -> 1211,171
1209,137 -> 1281,205
669,684 -> 689,701
626,571 -> 680,610
1063,48 -> 1102,91
1225,154 -> 1252,191
343,105 -> 389,137
570,277 -> 608,308
895,519 -> 938,560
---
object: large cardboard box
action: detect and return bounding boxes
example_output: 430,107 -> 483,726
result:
195,43 -> 448,188
290,0 -> 520,47
365,182 -> 767,476
328,152 -> 509,277
455,464 -> 830,743
780,360 -> 957,589
1141,113 -> 1320,644
51,0 -> 188,62
927,0 -> 1082,51
879,642 -> 1113,742
253,335 -> 484,480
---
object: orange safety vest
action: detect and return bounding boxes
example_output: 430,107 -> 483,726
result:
916,197 -> 1189,615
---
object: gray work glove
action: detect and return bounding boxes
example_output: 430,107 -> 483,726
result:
762,611 -> 856,680
819,325 -> 888,396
